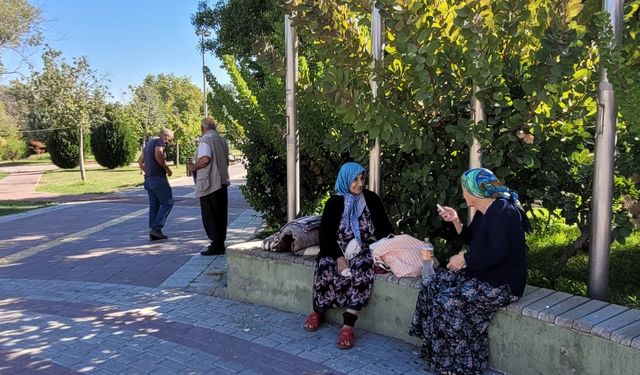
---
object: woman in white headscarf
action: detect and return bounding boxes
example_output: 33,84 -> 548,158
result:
303,162 -> 393,349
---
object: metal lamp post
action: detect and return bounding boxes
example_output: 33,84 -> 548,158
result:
588,0 -> 624,301
195,29 -> 211,117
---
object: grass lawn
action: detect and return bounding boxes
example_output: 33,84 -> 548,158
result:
36,164 -> 187,195
0,200 -> 55,217
0,172 -> 7,182
0,153 -> 52,167
527,222 -> 640,309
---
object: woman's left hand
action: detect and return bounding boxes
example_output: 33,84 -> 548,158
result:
447,254 -> 466,272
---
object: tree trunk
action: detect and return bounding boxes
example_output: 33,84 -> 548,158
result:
79,125 -> 86,181
176,141 -> 180,167
550,229 -> 590,283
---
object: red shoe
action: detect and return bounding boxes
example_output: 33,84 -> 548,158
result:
303,312 -> 323,332
337,327 -> 355,349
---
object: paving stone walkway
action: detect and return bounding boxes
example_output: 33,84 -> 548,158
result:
0,165 -> 504,374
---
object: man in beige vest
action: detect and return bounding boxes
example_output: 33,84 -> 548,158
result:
187,117 -> 230,255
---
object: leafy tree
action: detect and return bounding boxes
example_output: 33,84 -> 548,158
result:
0,81 -> 32,134
0,101 -> 20,137
195,0 -> 640,289
129,79 -> 168,144
192,0 -> 281,75
287,0 -> 640,284
194,0 -> 361,227
90,105 -> 137,169
1,136 -> 26,160
0,0 -> 42,76
128,74 -> 202,163
0,101 -> 26,160
26,48 -> 107,176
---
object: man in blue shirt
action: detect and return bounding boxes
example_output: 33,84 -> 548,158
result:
138,129 -> 174,241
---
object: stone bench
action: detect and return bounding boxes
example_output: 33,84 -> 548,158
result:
226,242 -> 640,374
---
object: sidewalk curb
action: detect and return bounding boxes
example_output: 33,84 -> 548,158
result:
159,208 -> 264,298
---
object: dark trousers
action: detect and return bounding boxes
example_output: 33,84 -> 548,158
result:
199,186 -> 228,251
144,176 -> 174,231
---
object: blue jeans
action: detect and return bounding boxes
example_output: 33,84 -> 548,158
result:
144,176 -> 174,231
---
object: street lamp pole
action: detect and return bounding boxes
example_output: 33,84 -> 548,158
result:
195,29 -> 211,117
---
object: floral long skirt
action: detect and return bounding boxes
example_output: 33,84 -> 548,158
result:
312,249 -> 375,312
409,271 -> 516,375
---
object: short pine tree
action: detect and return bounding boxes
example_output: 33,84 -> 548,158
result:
91,116 -> 137,169
47,128 -> 80,169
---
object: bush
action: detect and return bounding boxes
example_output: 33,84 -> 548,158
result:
527,223 -> 640,308
207,57 -> 356,228
1,137 -> 27,161
47,128 -> 80,169
91,116 -> 137,169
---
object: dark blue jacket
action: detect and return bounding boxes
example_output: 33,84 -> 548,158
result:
461,198 -> 527,297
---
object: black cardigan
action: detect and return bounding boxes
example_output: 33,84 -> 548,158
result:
317,189 -> 394,260
460,198 -> 527,297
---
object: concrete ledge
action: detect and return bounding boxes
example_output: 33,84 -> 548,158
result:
227,242 -> 640,374
226,241 -> 421,345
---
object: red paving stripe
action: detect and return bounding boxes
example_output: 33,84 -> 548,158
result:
2,298 -> 342,375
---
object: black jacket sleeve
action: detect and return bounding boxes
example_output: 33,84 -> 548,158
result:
317,190 -> 394,260
363,189 -> 394,240
317,195 -> 344,260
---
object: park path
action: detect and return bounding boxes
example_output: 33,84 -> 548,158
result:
0,162 -> 508,374
0,164 -> 61,201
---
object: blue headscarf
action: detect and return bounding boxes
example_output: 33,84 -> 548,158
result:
461,168 -> 518,202
461,168 -> 531,232
335,162 -> 367,246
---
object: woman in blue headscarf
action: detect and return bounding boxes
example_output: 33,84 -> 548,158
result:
303,162 -> 393,349
410,168 -> 531,375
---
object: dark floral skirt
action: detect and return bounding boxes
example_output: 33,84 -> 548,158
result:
409,271 -> 516,375
312,249 -> 374,312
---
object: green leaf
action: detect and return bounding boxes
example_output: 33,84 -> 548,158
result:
573,69 -> 588,80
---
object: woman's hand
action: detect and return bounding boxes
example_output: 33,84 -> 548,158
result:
336,256 -> 349,274
439,206 -> 463,234
447,253 -> 466,272
439,206 -> 460,223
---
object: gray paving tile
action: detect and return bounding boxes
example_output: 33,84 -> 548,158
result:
298,349 -> 332,363
505,288 -> 555,314
592,309 -> 640,340
4,194 -> 639,375
537,295 -> 591,323
554,299 -> 610,329
572,304 -> 629,333
611,320 -> 640,346
521,291 -> 574,319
